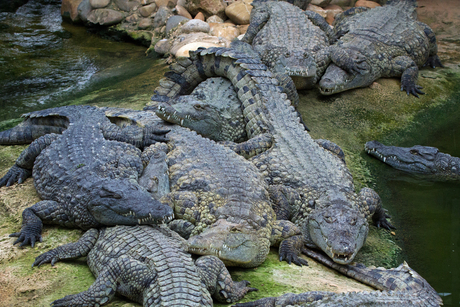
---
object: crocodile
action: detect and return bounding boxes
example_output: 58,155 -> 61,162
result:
318,0 -> 444,97
149,47 -> 393,265
32,224 -> 257,306
241,0 -> 335,89
102,107 -> 305,268
365,140 -> 460,180
0,105 -> 173,247
232,249 -> 442,307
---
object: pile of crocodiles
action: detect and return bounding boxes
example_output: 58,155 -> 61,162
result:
0,0 -> 446,306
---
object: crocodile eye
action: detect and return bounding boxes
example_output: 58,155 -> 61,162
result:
285,52 -> 290,57
350,218 -> 356,226
99,187 -> 122,199
230,227 -> 240,233
325,216 -> 335,223
193,104 -> 204,110
410,149 -> 419,155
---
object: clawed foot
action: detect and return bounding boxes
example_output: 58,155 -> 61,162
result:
232,297 -> 276,307
10,229 -> 42,247
0,165 -> 32,187
236,280 -> 258,294
32,250 -> 59,267
401,82 -> 425,98
51,291 -> 106,307
143,127 -> 170,146
374,209 -> 395,230
279,250 -> 309,267
423,55 -> 444,69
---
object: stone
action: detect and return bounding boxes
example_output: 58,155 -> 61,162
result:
154,39 -> 171,54
194,12 -> 205,21
185,0 -> 226,20
62,0 -> 84,23
310,0 -> 332,7
181,19 -> 210,33
225,0 -> 252,25
90,0 -> 111,9
307,4 -> 327,18
125,13 -> 140,23
153,6 -> 173,28
139,3 -> 157,16
141,0 -> 155,4
355,0 -> 380,8
155,0 -> 176,8
330,0 -> 351,6
170,33 -> 229,57
87,8 -> 125,25
166,15 -> 190,33
114,0 -> 141,11
174,5 -> 192,19
209,22 -> 239,41
138,17 -> 153,29
206,15 -> 224,23
324,4 -> 342,24
237,24 -> 249,35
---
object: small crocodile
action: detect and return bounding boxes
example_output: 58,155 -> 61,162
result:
241,0 -> 335,89
32,225 -> 257,306
365,140 -> 460,180
102,107 -> 305,268
0,105 -> 173,247
233,249 -> 442,306
150,47 -> 393,265
318,0 -> 443,97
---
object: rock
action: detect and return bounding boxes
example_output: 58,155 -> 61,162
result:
138,17 -> 153,29
225,0 -> 252,25
330,0 -> 351,6
153,6 -> 173,28
209,22 -> 239,41
141,0 -> 155,4
87,8 -> 125,25
307,4 -> 327,18
139,3 -> 157,16
206,15 -> 224,23
166,15 -> 190,33
90,0 -> 111,9
355,0 -> 380,8
324,4 -> 342,24
174,4 -> 192,19
114,0 -> 141,11
310,0 -> 332,7
237,24 -> 249,35
154,39 -> 172,54
125,13 -> 140,23
194,12 -> 205,20
181,19 -> 210,33
186,0 -> 226,20
155,0 -> 176,8
170,32 -> 230,57
62,0 -> 84,23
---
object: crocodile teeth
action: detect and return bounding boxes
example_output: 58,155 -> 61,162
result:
180,119 -> 184,125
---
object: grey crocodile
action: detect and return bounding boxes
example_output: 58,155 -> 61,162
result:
232,249 -> 442,306
365,140 -> 460,180
149,47 -> 393,265
32,225 -> 257,306
318,0 -> 443,97
0,105 -> 173,247
102,107 -> 305,268
242,0 -> 335,89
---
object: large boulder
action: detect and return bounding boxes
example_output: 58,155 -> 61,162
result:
61,0 -> 84,23
180,19 -> 210,34
165,15 -> 190,33
139,3 -> 157,17
77,0 -> 93,22
185,0 -> 226,19
90,0 -> 111,9
114,0 -> 141,12
225,0 -> 252,25
87,8 -> 125,25
153,6 -> 173,28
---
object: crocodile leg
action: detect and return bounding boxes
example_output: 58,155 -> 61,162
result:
32,228 -> 99,267
101,122 -> 169,149
221,133 -> 274,159
51,257 -> 155,307
195,255 -> 258,304
388,55 -> 424,97
416,21 -> 444,69
333,7 -> 370,39
330,45 -> 369,75
0,124 -> 65,145
168,219 -> 195,239
0,133 -> 60,187
10,200 -> 73,247
241,6 -> 269,45
314,139 -> 346,164
303,10 -> 337,44
359,187 -> 394,230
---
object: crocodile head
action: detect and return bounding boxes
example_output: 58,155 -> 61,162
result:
365,140 -> 440,175
259,46 -> 317,78
188,219 -> 270,268
155,78 -> 246,142
318,61 -> 373,95
306,202 -> 368,264
87,179 -> 174,226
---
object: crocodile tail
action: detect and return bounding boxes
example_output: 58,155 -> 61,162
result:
386,0 -> 417,17
0,125 -> 65,145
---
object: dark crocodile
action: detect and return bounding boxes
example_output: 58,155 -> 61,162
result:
32,224 -> 257,306
365,140 -> 460,180
318,0 -> 444,97
241,0 -> 335,89
149,47 -> 393,265
0,105 -> 173,247
233,249 -> 442,306
102,107 -> 305,268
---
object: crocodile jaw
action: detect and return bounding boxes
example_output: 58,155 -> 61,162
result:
318,63 -> 370,95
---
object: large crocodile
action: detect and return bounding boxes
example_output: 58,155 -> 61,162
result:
0,105 -> 173,247
102,107 -> 305,268
149,47 -> 393,265
318,0 -> 444,97
32,224 -> 257,306
232,249 -> 442,306
365,140 -> 460,180
241,0 -> 335,89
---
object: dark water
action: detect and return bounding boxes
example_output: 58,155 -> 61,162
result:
0,0 -> 162,126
